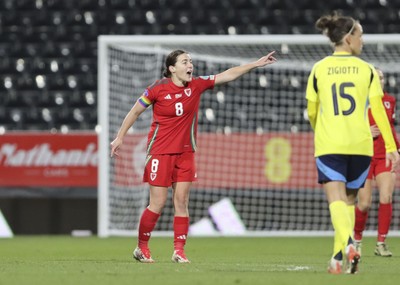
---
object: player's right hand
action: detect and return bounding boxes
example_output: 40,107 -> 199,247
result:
386,151 -> 400,171
370,125 -> 380,138
110,138 -> 122,157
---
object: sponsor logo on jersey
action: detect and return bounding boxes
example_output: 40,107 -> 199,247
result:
164,94 -> 172,100
144,89 -> 149,97
175,94 -> 182,98
150,173 -> 157,181
184,88 -> 191,97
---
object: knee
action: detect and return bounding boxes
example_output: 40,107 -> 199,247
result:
380,194 -> 392,204
149,199 -> 167,213
174,196 -> 189,211
357,201 -> 371,212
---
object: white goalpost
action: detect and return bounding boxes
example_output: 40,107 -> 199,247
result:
98,35 -> 400,237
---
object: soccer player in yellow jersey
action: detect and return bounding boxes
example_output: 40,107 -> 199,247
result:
306,12 -> 400,274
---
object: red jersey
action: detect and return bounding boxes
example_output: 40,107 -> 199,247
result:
368,92 -> 400,158
138,76 -> 215,154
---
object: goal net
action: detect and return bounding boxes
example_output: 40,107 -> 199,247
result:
98,35 -> 400,237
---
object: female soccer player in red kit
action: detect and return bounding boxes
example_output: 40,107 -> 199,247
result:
110,49 -> 277,263
354,68 -> 400,257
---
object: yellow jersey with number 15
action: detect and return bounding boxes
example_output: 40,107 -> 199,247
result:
306,51 -> 383,157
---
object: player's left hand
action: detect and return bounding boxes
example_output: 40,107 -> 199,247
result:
256,51 -> 277,67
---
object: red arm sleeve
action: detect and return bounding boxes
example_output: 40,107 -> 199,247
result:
391,125 -> 400,149
391,100 -> 400,149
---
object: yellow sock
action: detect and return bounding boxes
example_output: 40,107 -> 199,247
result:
333,231 -> 342,259
330,201 -> 351,258
347,204 -> 355,240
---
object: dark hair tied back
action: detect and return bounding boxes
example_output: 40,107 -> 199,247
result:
315,11 -> 356,45
163,49 -> 187,78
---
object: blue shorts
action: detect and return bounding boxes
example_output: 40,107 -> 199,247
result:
316,154 -> 371,189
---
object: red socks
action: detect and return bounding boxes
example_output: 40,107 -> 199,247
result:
173,216 -> 189,251
378,203 -> 392,243
137,211 -> 190,251
138,208 -> 160,249
354,203 -> 392,242
354,206 -> 368,241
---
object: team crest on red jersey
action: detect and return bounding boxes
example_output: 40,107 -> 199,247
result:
150,173 -> 157,181
184,88 -> 191,97
384,101 -> 391,109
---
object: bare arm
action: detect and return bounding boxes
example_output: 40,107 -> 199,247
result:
110,101 -> 147,157
214,51 -> 277,86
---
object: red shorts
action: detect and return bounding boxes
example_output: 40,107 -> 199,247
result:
367,157 -> 392,179
143,152 -> 196,187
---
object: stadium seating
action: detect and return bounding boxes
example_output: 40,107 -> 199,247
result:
0,0 -> 398,131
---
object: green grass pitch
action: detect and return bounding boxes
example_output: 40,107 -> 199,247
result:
0,236 -> 399,285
